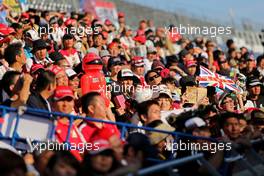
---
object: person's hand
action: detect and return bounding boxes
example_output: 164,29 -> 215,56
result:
198,97 -> 209,106
116,107 -> 126,116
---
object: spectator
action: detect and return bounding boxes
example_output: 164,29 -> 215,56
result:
53,86 -> 84,160
245,77 -> 264,108
79,139 -> 120,176
145,70 -> 162,88
107,56 -> 122,82
79,92 -> 121,142
48,64 -> 68,86
59,34 -> 80,68
137,100 -> 163,127
27,70 -> 56,111
0,149 -> 27,176
27,39 -> 53,70
3,42 -> 26,73
144,46 -> 157,72
1,71 -> 32,107
44,150 -> 80,176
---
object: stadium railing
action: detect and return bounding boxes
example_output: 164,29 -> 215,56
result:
0,105 -> 263,175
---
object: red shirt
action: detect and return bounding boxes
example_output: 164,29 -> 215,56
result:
55,119 -> 85,161
79,120 -> 121,143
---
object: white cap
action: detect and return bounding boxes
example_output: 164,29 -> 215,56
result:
152,84 -> 172,99
134,87 -> 153,103
26,29 -> 40,41
185,117 -> 206,129
65,68 -> 77,78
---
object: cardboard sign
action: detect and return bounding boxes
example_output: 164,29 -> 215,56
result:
185,87 -> 207,104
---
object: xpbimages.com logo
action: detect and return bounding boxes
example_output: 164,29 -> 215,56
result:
30,140 -> 99,153
166,140 -> 232,154
38,25 -> 100,37
164,24 -> 232,37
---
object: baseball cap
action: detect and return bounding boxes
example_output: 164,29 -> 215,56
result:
184,117 -> 206,130
152,84 -> 172,99
179,49 -> 190,59
108,42 -> 119,49
131,56 -> 144,67
247,77 -> 262,87
30,64 -> 45,74
87,47 -> 99,56
49,51 -> 65,62
65,68 -> 77,79
54,86 -> 74,101
147,46 -> 157,54
185,60 -> 197,68
32,39 -> 51,53
147,123 -> 175,145
118,12 -> 125,18
0,23 -> 15,36
107,57 -> 122,69
151,60 -> 165,70
89,139 -> 113,155
104,19 -> 112,26
117,69 -> 135,80
25,29 -> 40,41
134,88 -> 153,103
48,65 -> 64,75
99,50 -> 110,58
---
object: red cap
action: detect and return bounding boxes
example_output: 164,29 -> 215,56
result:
132,56 -> 144,67
104,19 -> 112,26
54,86 -> 74,101
0,23 -> 15,36
48,65 -> 64,75
21,12 -> 30,19
133,35 -> 146,44
185,60 -> 197,68
30,64 -> 44,74
118,12 -> 125,18
64,19 -> 76,26
108,42 -> 118,49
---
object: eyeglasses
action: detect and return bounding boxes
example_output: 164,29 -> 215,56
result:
148,74 -> 160,82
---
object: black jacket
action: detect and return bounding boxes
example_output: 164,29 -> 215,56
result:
27,92 -> 50,111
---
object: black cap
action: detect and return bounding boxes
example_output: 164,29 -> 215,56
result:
32,39 -> 51,53
107,57 -> 122,70
247,77 -> 262,87
179,49 -> 190,59
166,55 -> 179,64
62,33 -> 74,41
179,76 -> 197,87
49,51 -> 65,62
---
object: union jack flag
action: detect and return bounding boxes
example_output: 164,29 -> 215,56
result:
197,66 -> 241,92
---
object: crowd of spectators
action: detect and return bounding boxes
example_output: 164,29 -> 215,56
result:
0,7 -> 264,176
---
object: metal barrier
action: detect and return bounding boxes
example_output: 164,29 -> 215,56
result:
0,105 -> 263,176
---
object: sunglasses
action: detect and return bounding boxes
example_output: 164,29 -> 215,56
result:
148,74 -> 160,82
219,60 -> 227,64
